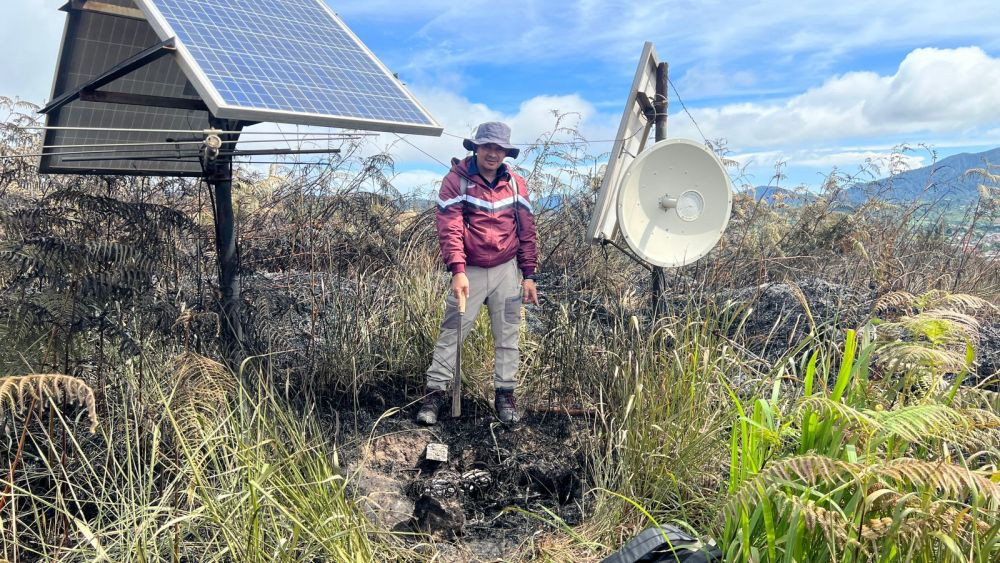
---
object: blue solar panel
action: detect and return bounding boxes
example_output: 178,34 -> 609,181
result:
136,0 -> 440,133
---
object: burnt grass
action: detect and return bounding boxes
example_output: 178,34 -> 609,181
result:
330,392 -> 590,561
288,274 -> 999,559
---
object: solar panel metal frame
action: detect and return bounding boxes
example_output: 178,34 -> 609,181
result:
133,0 -> 443,136
40,0 -> 213,177
587,41 -> 660,242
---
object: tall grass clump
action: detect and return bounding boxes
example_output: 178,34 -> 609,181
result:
0,353 -> 408,561
723,306 -> 1000,561
586,299 -> 768,543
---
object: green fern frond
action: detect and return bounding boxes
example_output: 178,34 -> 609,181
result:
795,395 -> 876,429
870,404 -> 971,443
873,291 -> 917,316
915,310 -> 980,335
881,312 -> 979,346
727,455 -> 860,514
919,291 -> 997,316
868,458 -> 1000,501
877,343 -> 969,376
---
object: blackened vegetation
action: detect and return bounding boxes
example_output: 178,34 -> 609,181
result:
345,406 -> 588,558
0,185 -> 204,375
1,99 -> 998,559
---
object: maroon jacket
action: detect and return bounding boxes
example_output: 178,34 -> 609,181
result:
436,156 -> 538,279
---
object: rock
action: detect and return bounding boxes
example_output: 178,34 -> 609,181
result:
354,469 -> 414,530
412,494 -> 465,538
425,442 -> 449,463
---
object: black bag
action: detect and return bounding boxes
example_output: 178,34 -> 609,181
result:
601,525 -> 723,563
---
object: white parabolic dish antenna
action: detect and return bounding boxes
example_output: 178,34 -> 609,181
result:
616,138 -> 733,268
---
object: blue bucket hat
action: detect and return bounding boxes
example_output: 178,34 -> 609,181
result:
463,121 -> 519,159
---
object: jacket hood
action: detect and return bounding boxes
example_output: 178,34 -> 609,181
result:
450,156 -> 473,176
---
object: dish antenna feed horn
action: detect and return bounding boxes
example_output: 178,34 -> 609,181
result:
587,42 -> 733,312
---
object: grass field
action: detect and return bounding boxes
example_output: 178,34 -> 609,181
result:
1,99 -> 998,561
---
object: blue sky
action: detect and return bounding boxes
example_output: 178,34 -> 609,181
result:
4,0 -> 1000,193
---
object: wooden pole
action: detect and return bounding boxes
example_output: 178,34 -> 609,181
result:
651,62 -> 669,315
452,292 -> 466,418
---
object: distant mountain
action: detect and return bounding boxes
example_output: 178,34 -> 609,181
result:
844,147 -> 1000,205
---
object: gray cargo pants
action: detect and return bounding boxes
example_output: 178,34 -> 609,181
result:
426,259 -> 522,391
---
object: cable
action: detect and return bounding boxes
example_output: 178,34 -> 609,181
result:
667,78 -> 708,144
0,136 -> 365,160
9,93 -> 683,169
21,125 -> 378,136
391,133 -> 453,171
35,134 -> 362,151
439,129 -> 647,147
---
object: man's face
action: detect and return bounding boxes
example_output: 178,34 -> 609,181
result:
475,143 -> 507,175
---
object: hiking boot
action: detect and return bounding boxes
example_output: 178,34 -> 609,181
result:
494,389 -> 520,424
416,390 -> 447,425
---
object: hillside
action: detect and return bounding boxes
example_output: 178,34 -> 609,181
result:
846,146 -> 1000,204
746,147 -> 999,207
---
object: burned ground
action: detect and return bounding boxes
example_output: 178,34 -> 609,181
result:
333,399 -> 590,561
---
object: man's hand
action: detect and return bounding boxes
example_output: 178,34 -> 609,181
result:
451,272 -> 470,300
522,279 -> 539,305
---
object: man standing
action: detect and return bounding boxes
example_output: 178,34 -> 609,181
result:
417,122 -> 539,425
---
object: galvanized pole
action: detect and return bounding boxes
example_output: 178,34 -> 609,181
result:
206,117 -> 245,364
651,62 -> 669,315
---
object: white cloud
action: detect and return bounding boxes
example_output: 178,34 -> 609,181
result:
729,147 -> 930,188
362,47 -> 1000,189
370,88 -> 605,169
671,47 -> 1000,150
794,151 -> 925,174
388,169 -> 441,195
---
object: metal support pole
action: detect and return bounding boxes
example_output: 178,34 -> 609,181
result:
205,117 -> 245,364
654,63 -> 668,142
651,62 -> 669,316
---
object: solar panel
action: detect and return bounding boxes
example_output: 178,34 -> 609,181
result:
135,0 -> 442,135
40,1 -> 209,176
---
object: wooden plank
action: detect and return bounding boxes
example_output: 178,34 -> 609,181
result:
66,0 -> 147,21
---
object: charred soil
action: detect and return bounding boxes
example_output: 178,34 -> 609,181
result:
336,397 -> 591,561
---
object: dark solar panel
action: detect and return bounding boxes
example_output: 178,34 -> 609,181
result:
138,0 -> 441,134
40,3 -> 209,176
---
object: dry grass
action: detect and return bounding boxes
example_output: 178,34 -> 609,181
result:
0,373 -> 97,432
0,100 -> 998,560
